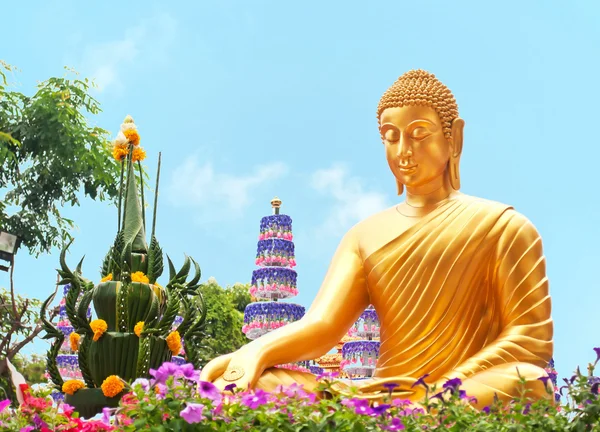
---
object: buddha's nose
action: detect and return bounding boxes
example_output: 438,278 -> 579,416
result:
397,134 -> 412,160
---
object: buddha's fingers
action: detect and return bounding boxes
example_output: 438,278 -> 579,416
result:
199,353 -> 232,382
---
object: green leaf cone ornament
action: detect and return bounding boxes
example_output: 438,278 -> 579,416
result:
40,116 -> 207,418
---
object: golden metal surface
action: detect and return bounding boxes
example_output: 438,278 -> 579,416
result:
222,366 -> 245,382
200,70 -> 553,408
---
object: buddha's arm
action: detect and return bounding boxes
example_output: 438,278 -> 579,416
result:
446,211 -> 553,380
253,227 -> 371,367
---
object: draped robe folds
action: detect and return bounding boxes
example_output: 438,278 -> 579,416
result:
253,196 -> 553,408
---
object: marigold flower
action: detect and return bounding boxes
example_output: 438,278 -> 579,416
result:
62,380 -> 85,395
134,321 -> 144,337
69,332 -> 81,351
131,271 -> 150,284
90,319 -> 108,341
101,375 -> 125,398
112,142 -> 129,161
166,330 -> 182,355
123,129 -> 140,146
132,146 -> 146,162
101,273 -> 113,283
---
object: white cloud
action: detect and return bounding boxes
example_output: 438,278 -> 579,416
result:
77,13 -> 176,92
168,155 -> 288,217
310,164 -> 390,237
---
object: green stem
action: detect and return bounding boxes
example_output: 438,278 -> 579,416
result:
117,159 -> 125,231
121,147 -> 134,231
138,160 -> 146,230
151,152 -> 162,238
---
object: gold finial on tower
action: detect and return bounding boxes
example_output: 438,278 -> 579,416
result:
271,197 -> 282,215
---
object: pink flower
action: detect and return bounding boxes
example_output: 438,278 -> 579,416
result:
180,403 -> 205,424
0,400 -> 10,413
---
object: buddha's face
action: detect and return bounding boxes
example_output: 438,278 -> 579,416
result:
380,106 -> 455,189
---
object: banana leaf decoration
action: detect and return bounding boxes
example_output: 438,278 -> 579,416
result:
40,289 -> 64,390
41,117 -> 209,413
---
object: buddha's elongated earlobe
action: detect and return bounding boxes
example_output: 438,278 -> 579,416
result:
449,118 -> 465,191
396,180 -> 404,196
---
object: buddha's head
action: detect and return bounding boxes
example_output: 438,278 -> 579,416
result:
378,70 -> 465,195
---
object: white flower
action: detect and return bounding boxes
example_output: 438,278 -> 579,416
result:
114,130 -> 128,145
120,122 -> 137,132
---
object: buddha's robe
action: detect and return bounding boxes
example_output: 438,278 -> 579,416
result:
252,196 -> 553,408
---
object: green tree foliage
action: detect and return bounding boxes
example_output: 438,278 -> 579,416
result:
10,354 -> 47,384
193,278 -> 250,367
227,282 -> 252,313
0,61 -> 121,255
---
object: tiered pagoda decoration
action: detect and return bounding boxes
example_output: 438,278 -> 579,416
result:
40,116 -> 207,418
341,305 -> 381,379
243,198 -> 309,373
315,334 -> 360,377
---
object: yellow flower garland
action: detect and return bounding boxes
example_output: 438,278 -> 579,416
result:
134,321 -> 144,337
90,319 -> 108,342
62,380 -> 85,395
166,330 -> 182,355
131,271 -> 150,284
132,146 -> 146,162
101,273 -> 113,283
123,129 -> 140,146
112,143 -> 129,161
101,375 -> 124,398
69,332 -> 80,352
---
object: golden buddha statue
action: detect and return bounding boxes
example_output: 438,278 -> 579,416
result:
200,70 -> 553,409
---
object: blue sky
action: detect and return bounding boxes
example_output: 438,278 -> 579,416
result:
2,1 -> 600,379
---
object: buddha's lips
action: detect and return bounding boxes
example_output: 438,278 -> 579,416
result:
399,164 -> 418,173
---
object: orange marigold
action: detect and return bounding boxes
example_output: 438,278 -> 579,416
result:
101,375 -> 125,398
112,143 -> 129,161
123,129 -> 140,146
166,330 -> 182,355
132,146 -> 146,162
69,332 -> 81,351
131,271 -> 150,284
134,321 -> 144,337
62,380 -> 85,395
90,319 -> 108,342
101,273 -> 113,283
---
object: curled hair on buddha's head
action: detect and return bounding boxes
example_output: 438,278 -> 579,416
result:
377,70 -> 459,141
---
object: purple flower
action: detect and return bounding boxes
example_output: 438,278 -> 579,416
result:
371,403 -> 391,416
149,362 -> 180,384
412,374 -> 430,389
350,399 -> 373,416
155,383 -> 167,399
0,399 -> 10,413
592,382 -> 600,395
19,427 -> 34,432
391,398 -> 411,408
131,378 -> 150,391
177,363 -> 200,381
101,407 -> 112,425
224,383 -> 237,393
386,418 -> 406,431
242,390 -> 269,409
555,392 -> 561,402
316,371 -> 339,381
198,381 -> 221,402
180,402 -> 205,424
594,347 -> 600,364
538,375 -> 551,386
523,403 -> 531,415
482,406 -> 491,414
443,377 -> 462,392
32,414 -> 47,429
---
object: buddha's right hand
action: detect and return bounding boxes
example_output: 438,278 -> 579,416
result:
199,346 -> 265,391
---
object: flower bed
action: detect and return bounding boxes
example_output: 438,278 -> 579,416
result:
4,348 -> 600,430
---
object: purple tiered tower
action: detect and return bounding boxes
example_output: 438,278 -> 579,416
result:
243,197 -> 310,373
341,305 -> 381,379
